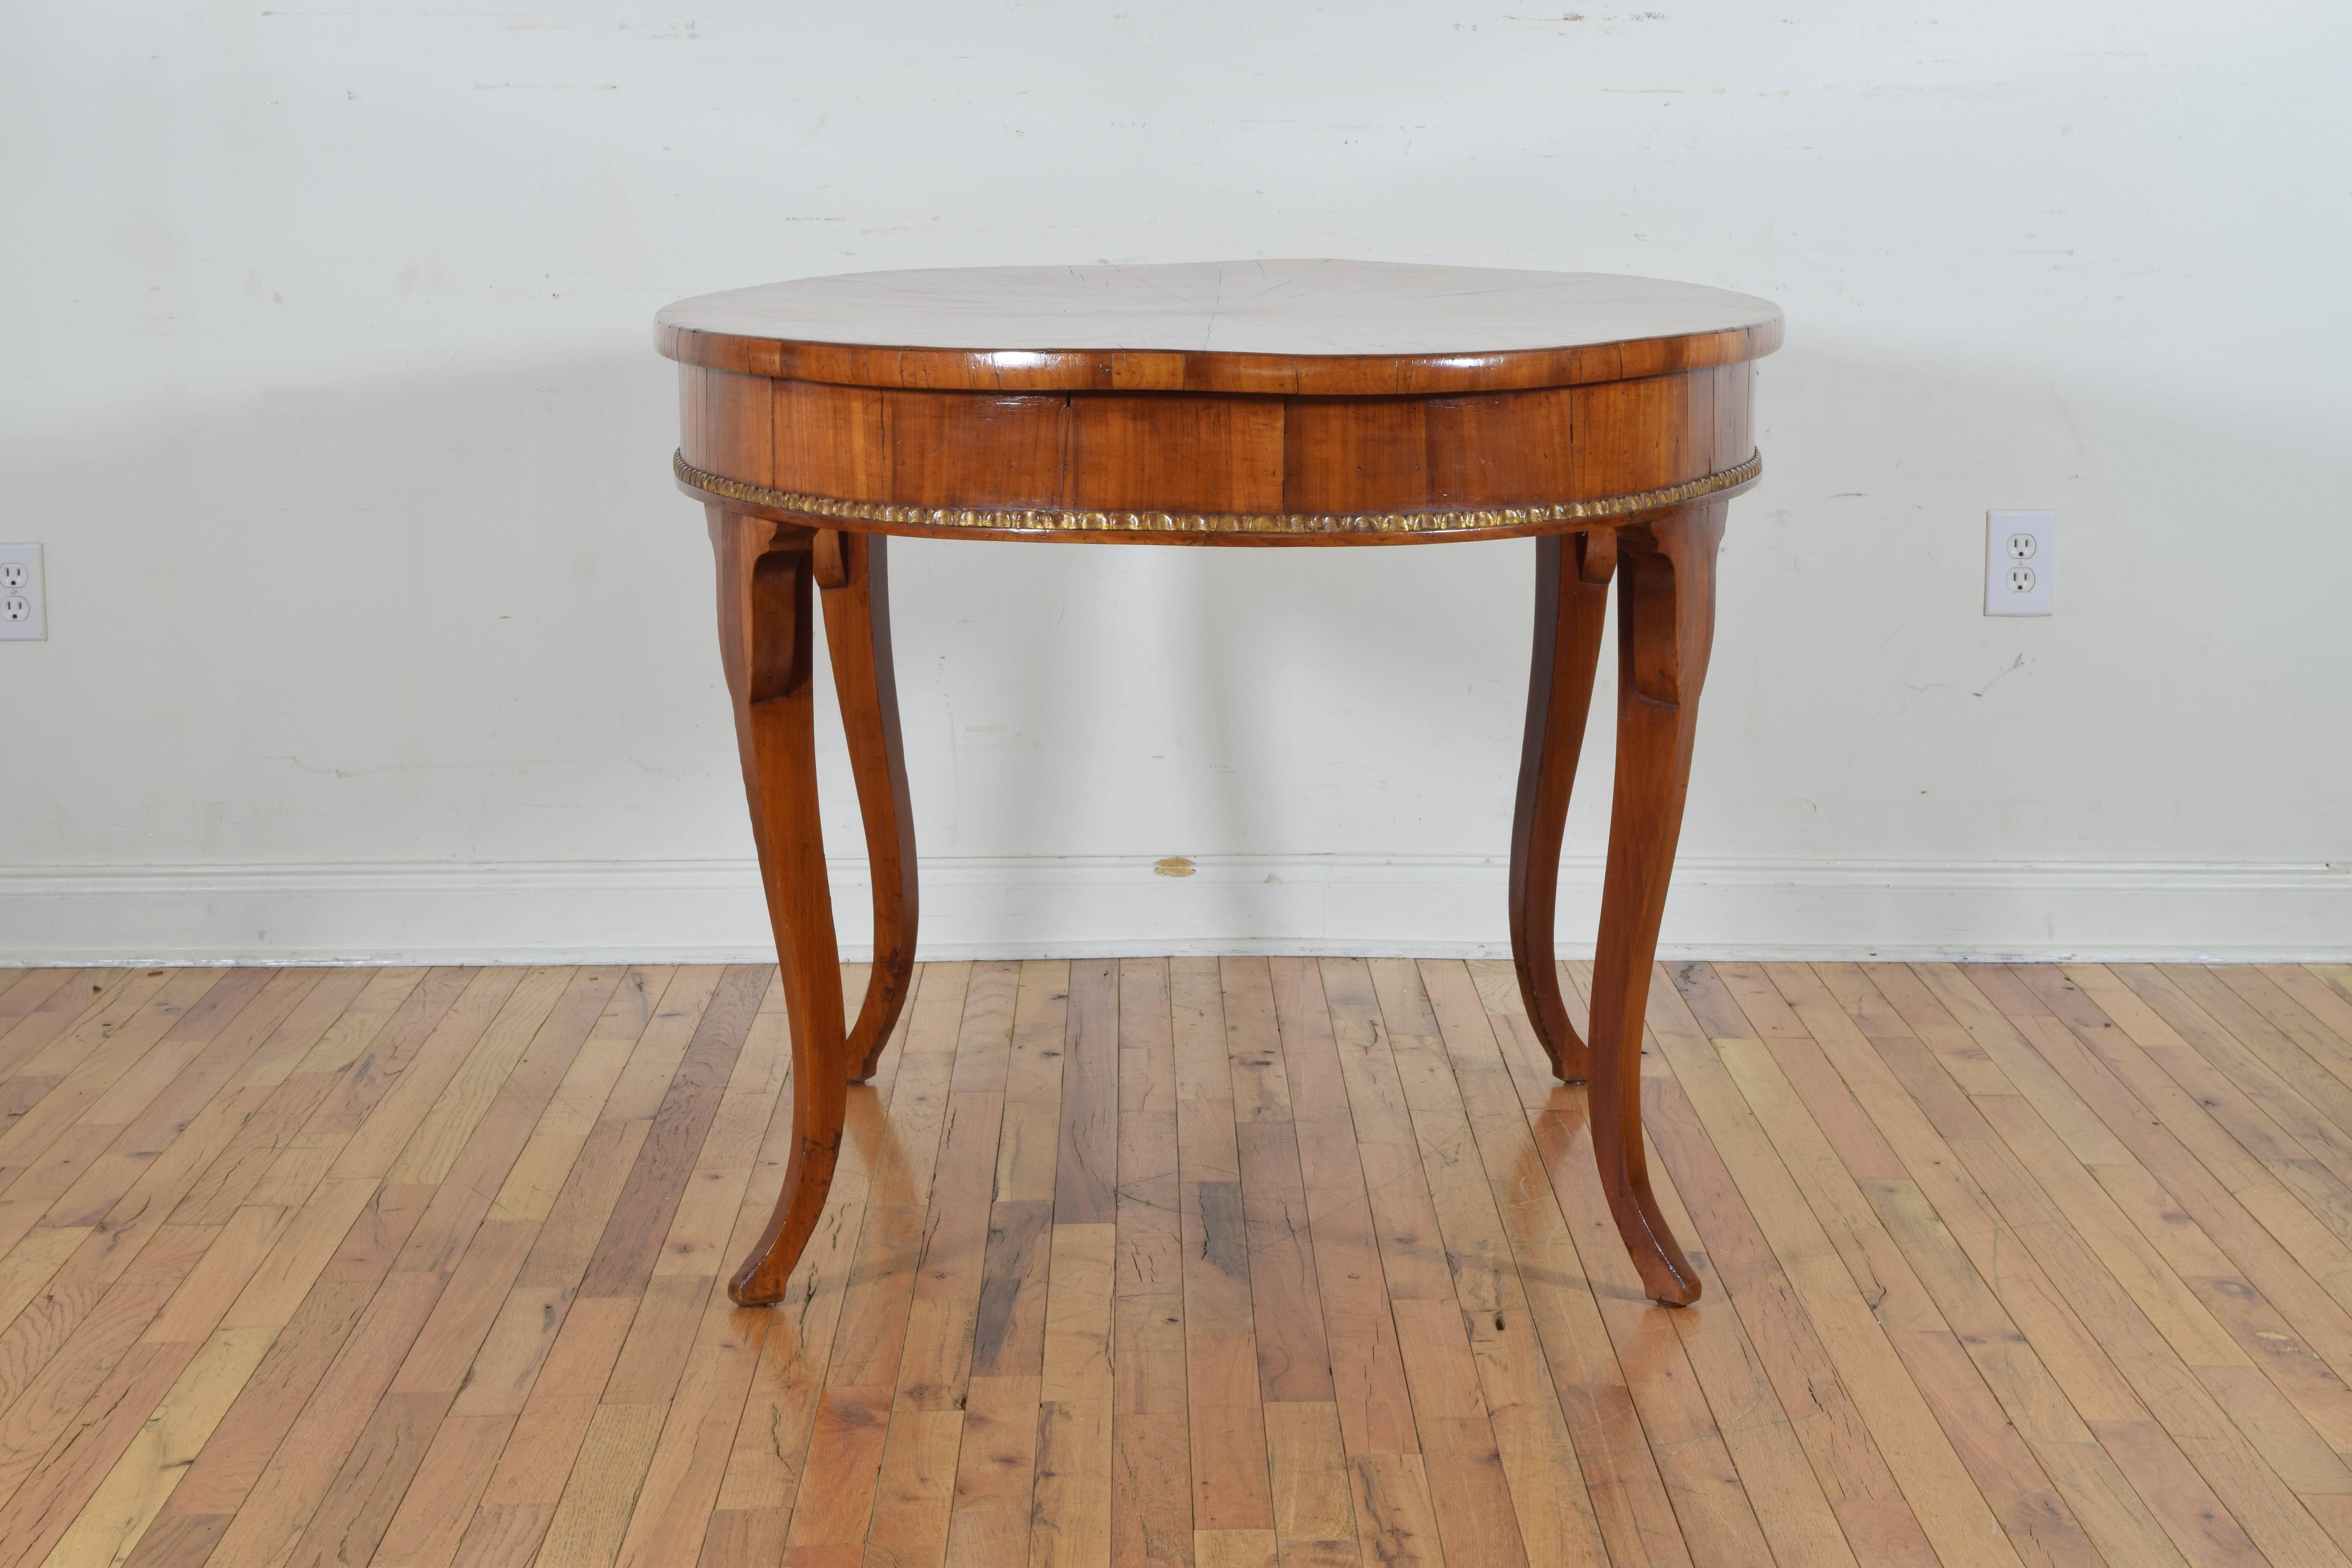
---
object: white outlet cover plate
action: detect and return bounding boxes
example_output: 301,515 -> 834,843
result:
1985,510 -> 2053,617
0,543 -> 44,641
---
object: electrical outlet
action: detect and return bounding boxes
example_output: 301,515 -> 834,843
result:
0,544 -> 43,640
1985,511 -> 2053,616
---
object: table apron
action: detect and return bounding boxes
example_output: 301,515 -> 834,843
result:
675,363 -> 1759,544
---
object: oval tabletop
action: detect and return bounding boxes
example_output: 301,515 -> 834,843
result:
659,258 -> 1780,396
661,259 -> 1780,544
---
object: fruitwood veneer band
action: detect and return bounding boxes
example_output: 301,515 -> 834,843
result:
673,447 -> 1763,540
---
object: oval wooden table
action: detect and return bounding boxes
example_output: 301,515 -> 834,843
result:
657,260 -> 1782,1310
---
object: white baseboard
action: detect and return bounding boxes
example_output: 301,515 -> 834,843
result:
2,855 -> 2346,965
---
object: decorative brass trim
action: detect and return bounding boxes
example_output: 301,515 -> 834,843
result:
673,449 -> 1761,538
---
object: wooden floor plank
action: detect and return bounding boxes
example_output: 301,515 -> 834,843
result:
1226,958 -> 1359,1567
1321,958 -> 1532,1568
1027,960 -> 1121,1566
0,970 -> 152,1085
1112,957 -> 1193,1568
417,965 -> 725,1568
1920,965 -> 2352,1520
1172,957 -> 1276,1548
534,963 -> 795,1567
601,980 -> 803,1568
1380,960 -> 1602,1568
2057,964 -> 2352,1330
0,973 -> 463,1559
1533,960 -> 1782,1568
1989,970 -> 2352,1431
1767,961 -> 2197,1567
1226,961 -> 1332,1409
1804,962 -> 2273,1568
2314,968 -> 2352,1013
0,971 -> 50,1032
919,961 -> 1027,1566
0,969 -> 229,1201
1464,961 -> 1700,1568
21,959 -> 2352,1568
828,961 -> 972,1568
677,963 -> 923,1565
8,970 -> 287,1222
2261,968 -> 2352,1054
1604,972 -> 1925,1566
1859,963 -> 2352,1568
2114,965 -> 2352,1199
270,966 -> 630,1568
2181,966 -> 2352,1097
939,962 -> 1062,1565
1268,959 -> 1442,1568
1033,1219 -> 1117,1568
0,969 -> 364,1368
1637,968 -> 2023,1568
180,968 -> 579,1568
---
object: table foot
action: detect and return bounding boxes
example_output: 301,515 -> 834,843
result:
709,508 -> 850,1307
1588,502 -> 1726,1307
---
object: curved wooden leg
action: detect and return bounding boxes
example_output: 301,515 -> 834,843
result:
1509,529 -> 1615,1082
815,530 -> 918,1084
711,507 -> 850,1308
1588,502 -> 1726,1307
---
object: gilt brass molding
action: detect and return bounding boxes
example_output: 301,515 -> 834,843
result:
674,449 -> 1762,539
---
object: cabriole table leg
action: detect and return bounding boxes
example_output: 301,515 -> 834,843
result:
709,507 -> 850,1307
1585,500 -> 1728,1307
814,529 -> 919,1084
1510,527 -> 1617,1083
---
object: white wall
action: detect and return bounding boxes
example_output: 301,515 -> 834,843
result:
4,0 -> 2348,963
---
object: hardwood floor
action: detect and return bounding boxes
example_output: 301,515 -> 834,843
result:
3,960 -> 2352,1564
